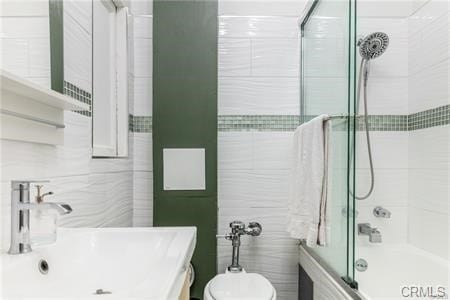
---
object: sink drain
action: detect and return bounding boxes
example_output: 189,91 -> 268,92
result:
94,289 -> 112,295
38,259 -> 49,275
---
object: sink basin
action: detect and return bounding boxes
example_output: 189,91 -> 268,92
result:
1,227 -> 196,299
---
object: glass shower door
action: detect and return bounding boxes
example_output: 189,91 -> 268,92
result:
300,0 -> 357,285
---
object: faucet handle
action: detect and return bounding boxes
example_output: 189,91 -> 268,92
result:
35,185 -> 54,204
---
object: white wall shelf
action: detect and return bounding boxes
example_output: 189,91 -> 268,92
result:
1,70 -> 90,145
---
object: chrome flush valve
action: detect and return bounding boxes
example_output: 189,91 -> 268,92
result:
217,221 -> 262,273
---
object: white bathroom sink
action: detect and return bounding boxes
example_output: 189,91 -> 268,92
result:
1,227 -> 196,300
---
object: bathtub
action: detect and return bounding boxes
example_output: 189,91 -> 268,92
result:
357,244 -> 450,300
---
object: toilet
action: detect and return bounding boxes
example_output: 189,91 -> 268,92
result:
204,270 -> 276,300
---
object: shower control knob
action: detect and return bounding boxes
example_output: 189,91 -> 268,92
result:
373,206 -> 391,218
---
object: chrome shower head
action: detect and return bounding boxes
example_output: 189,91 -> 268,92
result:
358,32 -> 389,60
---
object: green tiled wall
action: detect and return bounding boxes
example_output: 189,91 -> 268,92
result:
152,1 -> 218,298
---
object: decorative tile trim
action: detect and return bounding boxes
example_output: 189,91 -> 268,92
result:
63,81 -> 92,116
357,115 -> 409,131
218,115 -> 300,132
129,115 -> 152,132
408,105 -> 450,131
217,105 -> 449,132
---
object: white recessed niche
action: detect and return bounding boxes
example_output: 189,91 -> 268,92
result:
163,148 -> 206,191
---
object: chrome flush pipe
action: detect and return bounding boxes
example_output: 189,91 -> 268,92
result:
217,220 -> 262,273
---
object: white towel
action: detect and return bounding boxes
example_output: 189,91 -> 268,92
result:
287,115 -> 331,247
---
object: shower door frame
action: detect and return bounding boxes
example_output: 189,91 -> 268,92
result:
298,0 -> 359,290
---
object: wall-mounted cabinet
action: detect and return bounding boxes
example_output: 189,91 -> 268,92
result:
0,70 -> 89,145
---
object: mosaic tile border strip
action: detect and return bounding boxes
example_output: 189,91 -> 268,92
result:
218,105 -> 449,132
218,115 -> 300,132
127,106 -> 449,133
129,115 -> 152,132
63,81 -> 92,117
408,105 -> 450,131
357,115 -> 409,131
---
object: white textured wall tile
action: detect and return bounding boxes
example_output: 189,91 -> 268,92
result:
409,0 -> 449,36
128,74 -> 135,113
0,38 -> 29,76
219,77 -> 299,115
0,0 -> 49,17
219,16 -> 299,38
133,38 -> 152,77
1,139 -> 56,180
409,59 -> 449,113
410,0 -> 432,16
304,16 -> 346,39
303,38 -> 346,78
219,38 -> 252,76
129,0 -> 153,16
218,132 -> 253,170
409,206 -> 448,259
409,11 -> 449,76
409,169 -> 449,214
132,133 -> 153,172
133,171 -> 153,201
219,1 -> 306,17
362,77 -> 409,115
133,171 -> 153,227
358,0 -> 412,17
102,172 -> 133,227
356,132 -> 409,169
28,38 -> 50,77
133,15 -> 152,38
356,169 -> 409,208
219,169 -> 290,208
252,132 -> 293,170
358,17 -> 408,39
408,126 -> 449,169
303,77 -> 347,115
132,77 -> 153,115
251,38 -> 299,77
0,17 -> 49,38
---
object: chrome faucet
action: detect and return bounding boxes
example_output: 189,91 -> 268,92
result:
8,181 -> 72,255
358,223 -> 382,243
217,220 -> 262,273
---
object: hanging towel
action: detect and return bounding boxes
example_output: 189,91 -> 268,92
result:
287,115 -> 331,247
